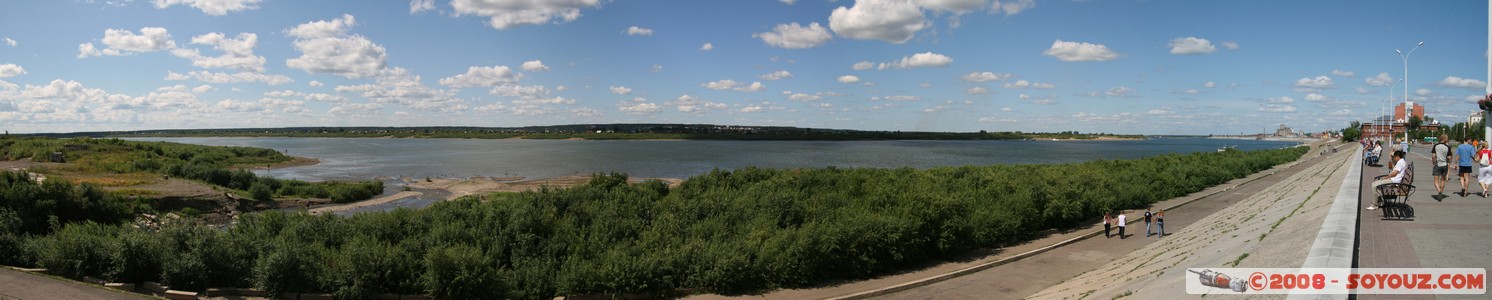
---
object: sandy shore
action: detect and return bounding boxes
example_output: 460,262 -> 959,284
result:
301,175 -> 683,214
306,191 -> 422,215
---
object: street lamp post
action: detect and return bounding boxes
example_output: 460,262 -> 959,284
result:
1384,80 -> 1401,143
1396,41 -> 1424,146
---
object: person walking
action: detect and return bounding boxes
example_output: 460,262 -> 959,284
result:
1478,143 -> 1492,197
1156,210 -> 1166,237
1143,208 -> 1153,237
1116,211 -> 1128,239
1458,138 -> 1478,197
1103,211 -> 1113,238
1433,136 -> 1451,196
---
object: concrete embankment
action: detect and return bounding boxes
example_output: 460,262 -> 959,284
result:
1026,144 -> 1357,299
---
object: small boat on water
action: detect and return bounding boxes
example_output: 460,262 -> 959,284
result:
1217,145 -> 1237,152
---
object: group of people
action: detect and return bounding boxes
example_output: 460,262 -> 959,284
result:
1369,135 -> 1492,197
1428,135 -> 1492,197
1101,208 -> 1164,239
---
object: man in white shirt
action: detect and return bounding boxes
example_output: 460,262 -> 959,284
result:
1372,150 -> 1409,189
1116,211 -> 1128,239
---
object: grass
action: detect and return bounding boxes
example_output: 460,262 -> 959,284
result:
1228,253 -> 1249,267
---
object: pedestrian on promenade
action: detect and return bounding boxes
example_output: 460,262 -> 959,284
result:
1156,210 -> 1166,237
1458,137 -> 1477,197
1371,150 -> 1408,190
1117,211 -> 1127,239
1143,208 -> 1153,237
1103,211 -> 1113,238
1433,135 -> 1451,196
1478,143 -> 1492,197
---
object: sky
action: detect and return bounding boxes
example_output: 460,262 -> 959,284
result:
0,0 -> 1487,135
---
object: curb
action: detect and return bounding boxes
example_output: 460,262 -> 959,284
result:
827,142 -> 1343,300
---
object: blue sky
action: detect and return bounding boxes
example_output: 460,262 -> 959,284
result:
0,0 -> 1487,134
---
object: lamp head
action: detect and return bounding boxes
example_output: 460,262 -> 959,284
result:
1395,49 -> 1403,55
1417,41 -> 1425,46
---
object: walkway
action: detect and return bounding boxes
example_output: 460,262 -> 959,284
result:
0,268 -> 149,300
688,141 -> 1343,300
1357,146 -> 1492,300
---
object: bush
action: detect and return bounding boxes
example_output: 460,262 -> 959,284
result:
250,183 -> 274,201
253,237 -> 327,297
26,222 -> 121,280
423,245 -> 500,299
113,228 -> 168,283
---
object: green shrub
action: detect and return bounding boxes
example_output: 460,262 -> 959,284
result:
112,228 -> 168,283
26,222 -> 121,280
250,183 -> 274,201
253,237 -> 327,297
423,245 -> 500,299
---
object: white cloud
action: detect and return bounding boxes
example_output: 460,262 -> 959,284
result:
736,81 -> 766,92
754,22 -> 833,49
966,87 -> 989,94
759,70 -> 792,81
78,27 -> 177,58
787,93 -> 823,101
650,64 -> 663,73
961,71 -> 1012,82
1105,86 -> 1136,97
3,38 -> 15,47
1032,82 -> 1055,89
1002,80 -> 1030,89
878,52 -> 952,69
1331,70 -> 1356,77
1292,76 -> 1334,91
191,85 -> 215,94
489,85 -> 550,98
521,60 -> 549,72
337,68 -> 461,111
1267,96 -> 1295,104
439,65 -> 523,88
666,94 -> 725,113
171,32 -> 266,72
1000,107 -> 1012,112
152,0 -> 260,16
837,75 -> 861,83
1365,72 -> 1396,86
618,101 -> 660,114
571,107 -> 602,117
287,14 -> 356,39
1259,104 -> 1296,113
991,0 -> 1035,15
779,0 -> 796,4
309,81 -> 324,87
829,0 -> 928,44
329,102 -> 383,115
702,79 -> 739,90
1043,40 -> 1119,62
1414,88 -> 1433,96
1221,41 -> 1239,50
410,0 -> 436,13
0,64 -> 25,78
1204,81 -> 1217,88
852,61 -> 875,70
1304,93 -> 1326,102
610,86 -> 631,95
285,15 -> 388,78
625,26 -> 654,36
701,80 -> 764,92
1328,109 -> 1353,116
880,95 -> 921,101
1437,76 -> 1486,89
700,43 -> 713,51
165,70 -> 293,85
451,0 -> 604,30
1167,37 -> 1216,55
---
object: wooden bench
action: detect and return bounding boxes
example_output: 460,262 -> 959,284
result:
1373,162 -> 1414,219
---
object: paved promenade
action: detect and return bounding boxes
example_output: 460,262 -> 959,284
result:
0,268 -> 149,300
1358,146 -> 1492,300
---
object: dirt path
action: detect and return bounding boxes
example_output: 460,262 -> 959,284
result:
306,191 -> 422,215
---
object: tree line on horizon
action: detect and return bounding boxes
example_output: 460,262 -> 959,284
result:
0,144 -> 1305,299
